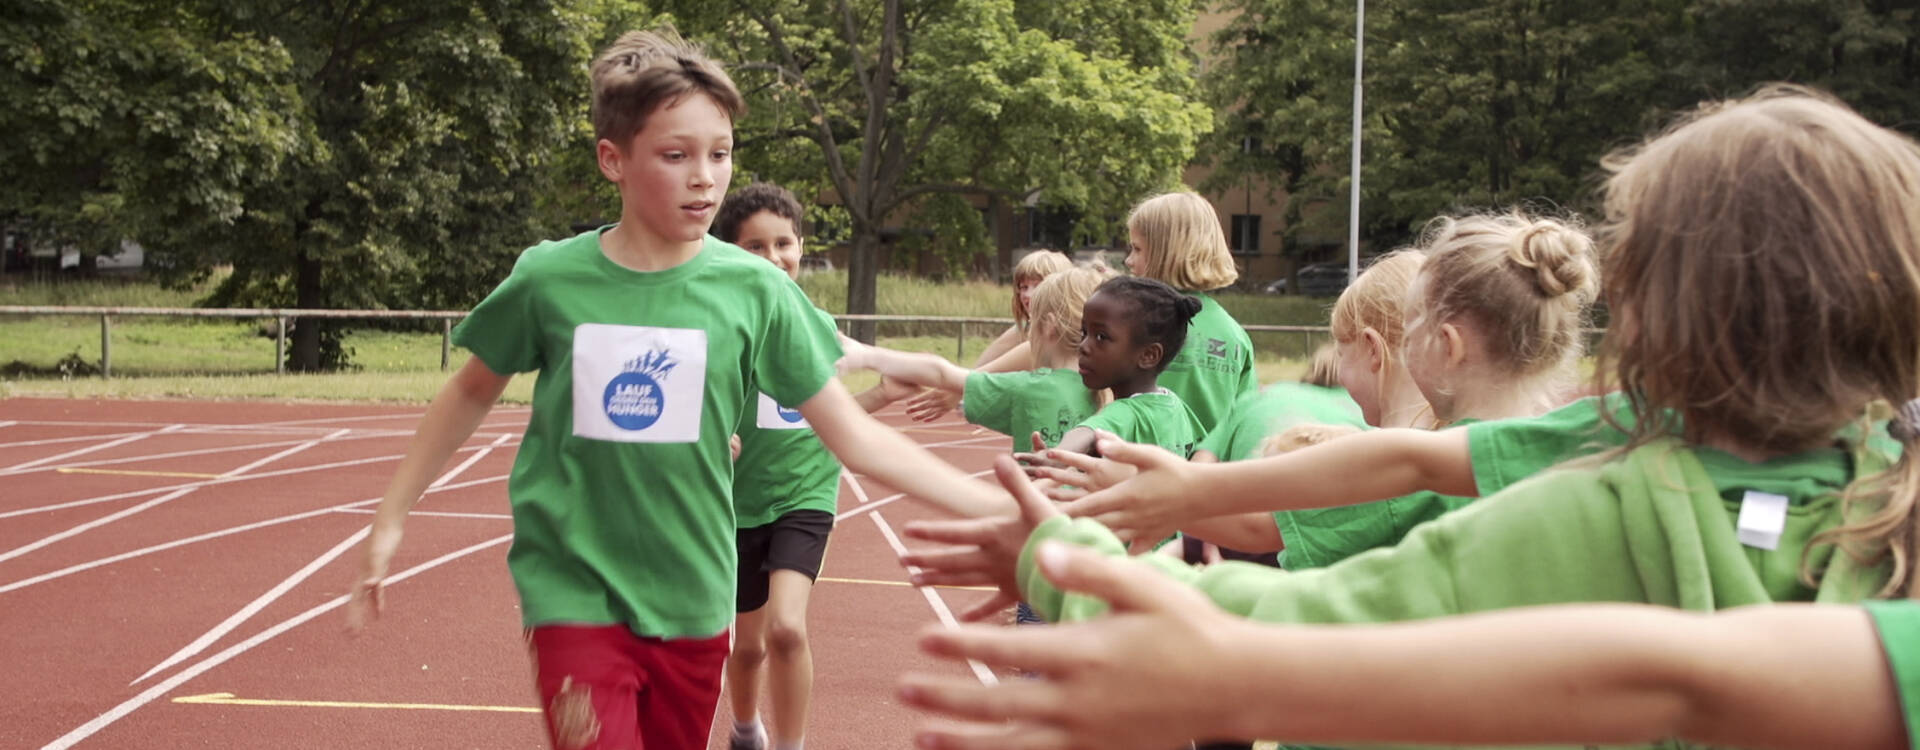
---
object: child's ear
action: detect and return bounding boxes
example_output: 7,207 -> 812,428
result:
1137,342 -> 1165,371
596,139 -> 625,183
1361,328 -> 1389,374
1440,322 -> 1468,367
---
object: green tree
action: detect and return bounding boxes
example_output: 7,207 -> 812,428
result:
4,0 -> 588,370
1204,0 -> 1918,256
662,0 -> 1212,341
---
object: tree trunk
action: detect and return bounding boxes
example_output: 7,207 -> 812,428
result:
846,226 -> 882,344
290,249 -> 323,372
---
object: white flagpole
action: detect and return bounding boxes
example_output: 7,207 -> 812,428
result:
1348,0 -> 1365,284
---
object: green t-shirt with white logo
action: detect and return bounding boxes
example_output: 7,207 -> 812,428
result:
1078,390 -> 1205,459
453,228 -> 840,639
963,368 -> 1101,451
1156,293 -> 1257,435
733,306 -> 843,530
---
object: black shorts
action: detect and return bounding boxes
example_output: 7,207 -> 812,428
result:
735,509 -> 834,613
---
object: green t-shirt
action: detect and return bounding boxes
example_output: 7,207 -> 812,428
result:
1078,390 -> 1205,459
734,310 -> 843,529
1155,293 -> 1257,435
453,229 -> 840,639
1195,383 -> 1364,463
1467,395 -> 1631,496
1866,599 -> 1920,750
962,368 -> 1100,451
1275,420 -> 1480,572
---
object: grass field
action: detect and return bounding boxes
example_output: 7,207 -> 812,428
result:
0,271 -> 1324,402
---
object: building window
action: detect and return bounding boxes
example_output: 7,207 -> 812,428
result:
1229,214 -> 1261,254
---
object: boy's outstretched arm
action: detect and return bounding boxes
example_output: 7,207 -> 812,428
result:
1062,428 -> 1476,544
348,356 -> 512,630
904,546 -> 1908,750
802,377 -> 1013,518
840,338 -> 971,395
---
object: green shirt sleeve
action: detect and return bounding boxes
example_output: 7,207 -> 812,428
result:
752,281 -> 842,411
452,253 -> 542,375
963,370 -> 1017,435
1466,395 -> 1627,496
1078,400 -> 1139,439
1866,599 -> 1920,750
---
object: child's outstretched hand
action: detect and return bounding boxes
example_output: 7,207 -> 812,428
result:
345,522 -> 404,633
900,541 -> 1247,750
1057,436 -> 1194,547
900,454 -> 1064,621
1026,430 -> 1139,500
905,388 -> 959,423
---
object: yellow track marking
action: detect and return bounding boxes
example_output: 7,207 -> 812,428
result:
817,575 -> 992,591
172,692 -> 538,713
56,467 -> 222,479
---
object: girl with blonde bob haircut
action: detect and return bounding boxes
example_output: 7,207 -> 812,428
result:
1122,191 -> 1258,434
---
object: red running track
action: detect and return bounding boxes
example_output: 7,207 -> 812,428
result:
0,398 -> 1007,749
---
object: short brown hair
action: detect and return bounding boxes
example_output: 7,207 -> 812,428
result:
589,29 -> 745,145
1127,192 -> 1240,292
1597,85 -> 1920,594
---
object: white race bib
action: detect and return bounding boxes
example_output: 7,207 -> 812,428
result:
755,392 -> 811,431
571,323 -> 707,443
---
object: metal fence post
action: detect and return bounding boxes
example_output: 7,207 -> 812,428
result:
955,321 -> 965,361
99,314 -> 111,377
441,318 -> 452,371
275,316 -> 287,375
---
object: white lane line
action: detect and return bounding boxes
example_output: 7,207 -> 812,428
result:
0,420 -> 15,429
0,474 -> 508,595
867,506 -> 997,686
132,528 -> 368,685
0,437 -> 514,520
0,424 -> 185,473
333,509 -> 512,520
0,432 -> 389,478
0,430 -> 349,565
42,534 -> 515,750
126,433 -> 508,686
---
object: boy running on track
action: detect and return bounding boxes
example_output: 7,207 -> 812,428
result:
344,29 -> 1007,750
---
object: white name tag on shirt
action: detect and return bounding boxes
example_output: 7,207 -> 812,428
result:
1736,491 -> 1789,551
571,323 -> 707,443
756,392 -> 811,430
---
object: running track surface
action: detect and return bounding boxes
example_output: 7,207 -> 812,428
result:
0,397 -> 1006,749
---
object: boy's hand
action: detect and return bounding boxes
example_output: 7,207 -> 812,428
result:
900,455 -> 1063,621
729,434 -> 742,462
1058,437 -> 1192,546
346,522 -> 404,633
905,388 -> 959,423
900,542 -> 1245,750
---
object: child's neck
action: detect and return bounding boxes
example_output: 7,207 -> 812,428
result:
1035,344 -> 1078,370
1109,373 -> 1161,401
1441,380 -> 1556,425
1378,375 -> 1439,430
601,219 -> 704,272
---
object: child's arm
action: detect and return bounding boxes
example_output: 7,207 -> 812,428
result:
973,324 -> 1024,367
905,546 -> 1908,750
904,341 -> 1034,422
840,338 -> 971,395
801,377 -> 1012,518
1178,512 -> 1283,553
852,375 -> 921,414
348,357 -> 512,629
1063,428 -> 1476,545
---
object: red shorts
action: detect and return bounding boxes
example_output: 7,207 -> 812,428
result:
526,624 -> 731,750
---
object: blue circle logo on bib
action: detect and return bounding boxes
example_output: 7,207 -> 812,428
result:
604,349 -> 679,431
777,405 -> 805,424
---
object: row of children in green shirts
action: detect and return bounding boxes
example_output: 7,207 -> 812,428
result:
888,84 -> 1920,749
